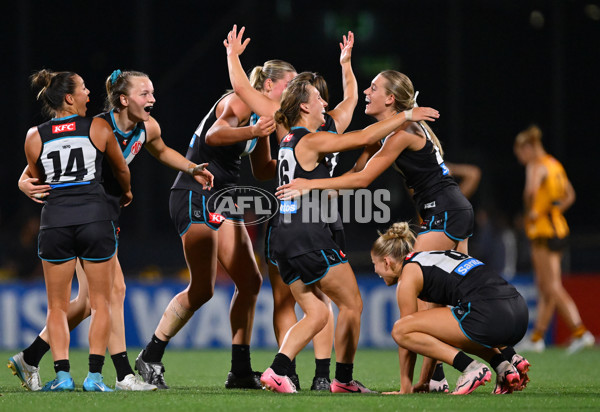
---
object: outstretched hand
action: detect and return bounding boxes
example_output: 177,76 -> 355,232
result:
275,178 -> 312,200
410,107 -> 440,122
224,24 -> 250,57
191,163 -> 214,190
339,31 -> 354,65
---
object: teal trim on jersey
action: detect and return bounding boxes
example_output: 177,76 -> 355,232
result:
45,135 -> 88,145
50,181 -> 91,189
290,126 -> 310,132
52,114 -> 78,121
122,133 -> 143,159
110,110 -> 135,138
280,146 -> 293,150
287,275 -> 301,285
440,162 -> 450,176
189,134 -> 197,148
244,137 -> 258,154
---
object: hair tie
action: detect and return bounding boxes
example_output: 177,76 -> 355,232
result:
110,69 -> 122,85
413,91 -> 420,107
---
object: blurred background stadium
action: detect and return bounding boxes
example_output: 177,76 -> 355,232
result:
0,0 -> 598,348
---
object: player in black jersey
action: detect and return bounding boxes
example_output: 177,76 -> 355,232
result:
370,222 -> 529,395
19,69 -> 131,392
243,67 -> 438,393
136,52 -> 296,390
13,70 -> 213,392
225,25 -> 358,391
276,70 -> 473,391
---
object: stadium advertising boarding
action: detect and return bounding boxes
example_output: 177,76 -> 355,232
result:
0,276 -> 538,349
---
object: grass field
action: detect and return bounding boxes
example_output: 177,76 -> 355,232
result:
1,347 -> 599,411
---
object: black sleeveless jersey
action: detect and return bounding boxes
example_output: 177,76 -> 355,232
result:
389,123 -> 468,211
172,93 -> 257,192
36,115 -> 110,228
403,250 -> 520,305
95,111 -> 147,197
274,127 -> 339,258
269,113 -> 340,230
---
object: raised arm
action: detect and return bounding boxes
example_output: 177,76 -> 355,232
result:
224,25 -> 281,117
143,116 -> 214,189
327,31 -> 358,133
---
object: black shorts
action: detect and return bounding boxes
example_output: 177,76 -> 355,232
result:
531,236 -> 568,252
38,220 -> 117,262
265,223 -> 347,267
170,189 -> 243,235
331,227 -> 346,252
277,249 -> 348,285
451,295 -> 529,348
417,208 -> 474,241
264,223 -> 278,266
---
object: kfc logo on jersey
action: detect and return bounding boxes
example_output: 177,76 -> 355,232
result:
405,252 -> 415,261
339,250 -> 346,259
208,212 -> 226,224
131,141 -> 143,155
282,133 -> 294,143
52,122 -> 76,133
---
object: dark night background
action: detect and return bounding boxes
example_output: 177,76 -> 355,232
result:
1,0 -> 598,280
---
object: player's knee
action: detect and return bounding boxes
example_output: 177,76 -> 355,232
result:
186,290 -> 213,311
235,271 -> 263,297
346,295 -> 363,316
307,306 -> 330,332
391,318 -> 410,345
111,278 -> 126,303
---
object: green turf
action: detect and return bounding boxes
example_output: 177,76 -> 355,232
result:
1,347 -> 599,411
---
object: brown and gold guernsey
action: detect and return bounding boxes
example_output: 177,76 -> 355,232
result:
526,155 -> 570,240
